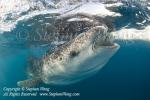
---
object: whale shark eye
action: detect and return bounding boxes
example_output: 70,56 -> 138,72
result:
70,51 -> 80,58
59,57 -> 63,61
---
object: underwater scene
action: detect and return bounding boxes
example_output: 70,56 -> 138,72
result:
0,0 -> 150,100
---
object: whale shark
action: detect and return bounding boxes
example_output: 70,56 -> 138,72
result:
17,14 -> 120,87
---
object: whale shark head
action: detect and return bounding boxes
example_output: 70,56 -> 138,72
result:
41,25 -> 120,85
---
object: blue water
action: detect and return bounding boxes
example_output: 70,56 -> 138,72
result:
0,40 -> 150,100
1,2 -> 150,100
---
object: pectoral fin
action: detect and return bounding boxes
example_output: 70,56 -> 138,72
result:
17,78 -> 42,87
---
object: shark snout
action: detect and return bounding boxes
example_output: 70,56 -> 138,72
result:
92,25 -> 115,49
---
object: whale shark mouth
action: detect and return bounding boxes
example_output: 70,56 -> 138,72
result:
93,38 -> 117,51
100,43 -> 119,50
93,41 -> 117,50
92,25 -> 115,49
